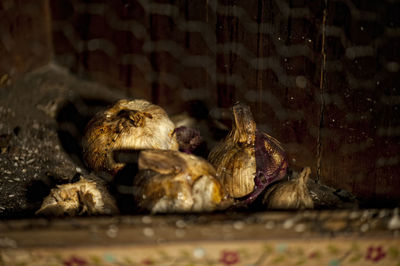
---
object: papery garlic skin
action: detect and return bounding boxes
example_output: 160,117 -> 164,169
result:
262,167 -> 314,210
208,103 -> 257,198
82,99 -> 178,175
36,176 -> 118,216
209,141 -> 256,198
133,150 -> 226,213
192,175 -> 225,211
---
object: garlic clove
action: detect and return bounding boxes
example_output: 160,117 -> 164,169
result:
82,99 -> 178,175
138,149 -> 217,182
192,175 -> 225,212
134,170 -> 194,213
36,176 -> 118,216
133,149 -> 227,213
262,167 -> 314,210
138,149 -> 186,175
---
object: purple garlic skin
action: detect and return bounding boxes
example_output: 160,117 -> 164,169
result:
173,126 -> 203,154
244,130 -> 288,203
208,103 -> 287,203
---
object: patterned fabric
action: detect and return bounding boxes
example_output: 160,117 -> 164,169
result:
1,239 -> 399,265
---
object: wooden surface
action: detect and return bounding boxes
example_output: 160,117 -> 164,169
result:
1,210 -> 400,265
1,209 -> 399,247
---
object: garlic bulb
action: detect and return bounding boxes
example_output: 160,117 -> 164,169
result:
36,176 -> 118,216
82,99 -> 178,175
262,167 -> 314,210
208,103 -> 287,203
133,149 -> 227,213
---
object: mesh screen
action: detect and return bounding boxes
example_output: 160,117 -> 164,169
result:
49,0 -> 400,201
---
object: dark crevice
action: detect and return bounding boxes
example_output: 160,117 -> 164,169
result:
316,0 -> 328,183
